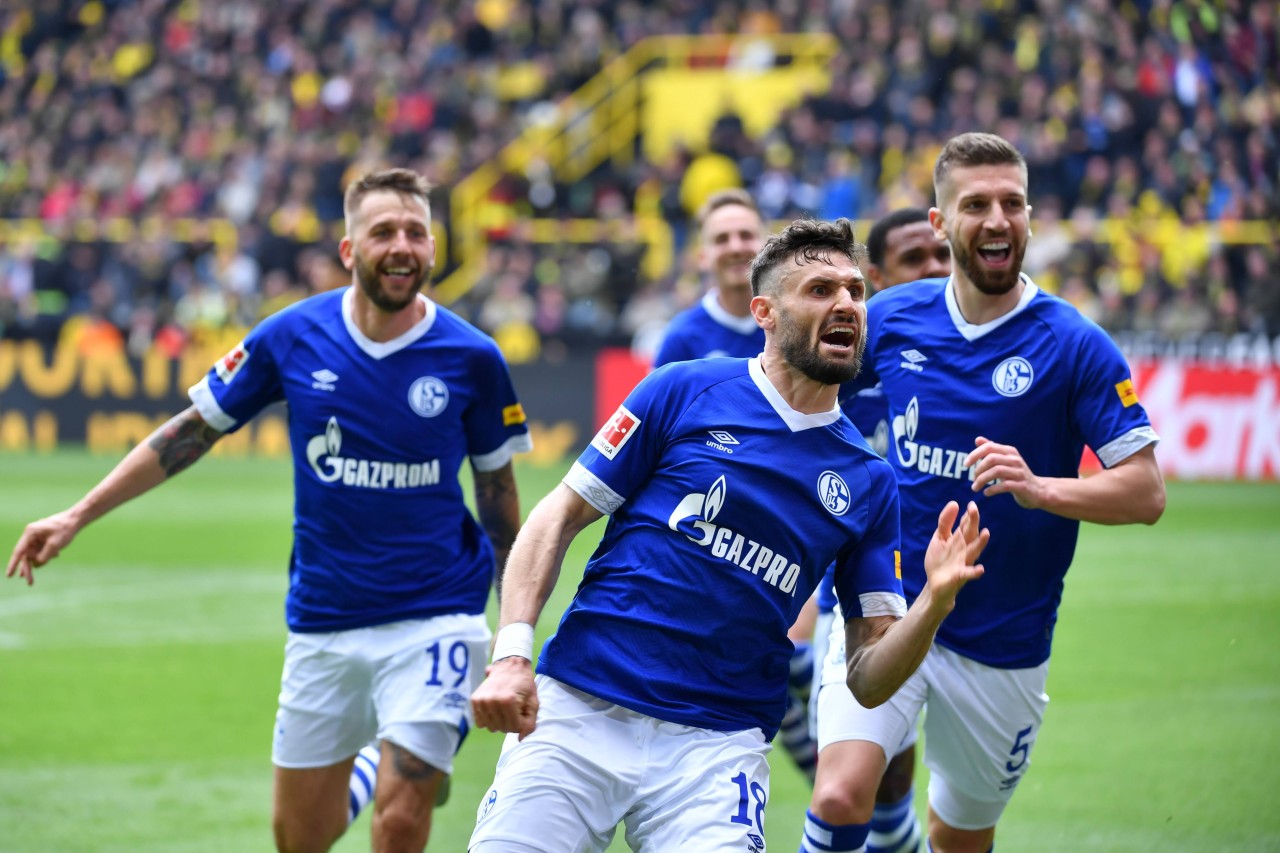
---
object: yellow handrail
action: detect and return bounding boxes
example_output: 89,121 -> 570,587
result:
445,33 -> 841,303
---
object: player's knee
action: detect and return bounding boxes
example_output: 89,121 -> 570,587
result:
811,768 -> 878,823
372,801 -> 433,851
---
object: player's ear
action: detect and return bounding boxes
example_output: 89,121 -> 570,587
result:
928,207 -> 947,242
750,293 -> 774,329
1026,205 -> 1033,238
866,264 -> 884,292
338,236 -> 354,271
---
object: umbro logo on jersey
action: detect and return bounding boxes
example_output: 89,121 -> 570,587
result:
706,430 -> 739,454
311,369 -> 338,391
900,349 -> 927,372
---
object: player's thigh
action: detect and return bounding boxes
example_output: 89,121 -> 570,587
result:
470,677 -> 640,853
372,613 -> 490,774
273,630 -> 377,768
625,726 -> 771,853
921,645 -> 1050,830
815,622 -> 924,758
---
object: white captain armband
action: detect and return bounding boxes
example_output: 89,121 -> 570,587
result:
491,622 -> 535,663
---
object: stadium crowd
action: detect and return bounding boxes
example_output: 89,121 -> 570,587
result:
0,0 -> 1276,355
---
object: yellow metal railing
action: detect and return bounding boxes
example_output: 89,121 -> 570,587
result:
439,33 -> 841,302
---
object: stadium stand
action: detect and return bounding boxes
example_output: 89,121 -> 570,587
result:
1,0 -> 1277,355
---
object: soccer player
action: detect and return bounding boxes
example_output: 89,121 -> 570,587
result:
655,186 -> 820,783
807,207 -> 954,853
863,208 -> 953,296
651,188 -> 766,366
468,218 -> 989,853
810,132 -> 1166,853
6,168 -> 533,853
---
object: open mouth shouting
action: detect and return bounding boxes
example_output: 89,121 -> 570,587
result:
820,323 -> 859,354
976,240 -> 1012,268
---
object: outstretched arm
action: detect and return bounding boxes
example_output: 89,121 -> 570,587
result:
967,439 -> 1165,525
844,501 -> 988,707
471,483 -> 603,737
471,461 -> 521,597
6,406 -> 224,584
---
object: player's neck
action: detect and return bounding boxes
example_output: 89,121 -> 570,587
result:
715,285 -> 753,318
759,351 -> 839,415
350,289 -> 427,342
952,273 -> 1025,326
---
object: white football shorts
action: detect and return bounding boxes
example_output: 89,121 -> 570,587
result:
469,676 -> 772,853
814,608 -> 917,756
817,615 -> 1049,829
272,612 -> 490,773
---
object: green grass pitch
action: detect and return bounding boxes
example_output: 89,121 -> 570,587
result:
1,451 -> 1278,851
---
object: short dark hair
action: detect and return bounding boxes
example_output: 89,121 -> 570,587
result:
343,168 -> 433,227
749,218 -> 866,296
697,188 -> 759,231
933,133 -> 1026,202
866,208 -> 930,266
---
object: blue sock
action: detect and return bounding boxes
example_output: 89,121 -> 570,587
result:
348,744 -> 380,824
799,809 -> 870,852
867,788 -> 921,852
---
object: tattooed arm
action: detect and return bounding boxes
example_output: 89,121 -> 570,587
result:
6,407 -> 225,585
471,461 -> 521,597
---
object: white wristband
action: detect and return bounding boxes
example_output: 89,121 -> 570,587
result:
491,622 -> 535,663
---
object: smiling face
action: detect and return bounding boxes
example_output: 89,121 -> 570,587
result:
872,220 -> 952,290
762,252 -> 867,385
700,202 -> 765,294
932,162 -> 1030,296
339,189 -> 437,312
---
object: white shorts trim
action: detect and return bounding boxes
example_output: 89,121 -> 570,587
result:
272,613 -> 490,772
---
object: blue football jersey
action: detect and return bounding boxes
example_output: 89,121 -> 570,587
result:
652,290 -> 765,366
190,288 -> 533,633
843,277 -> 1158,668
538,357 -> 904,739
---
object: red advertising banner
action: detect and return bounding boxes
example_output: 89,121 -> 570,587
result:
1133,360 -> 1280,480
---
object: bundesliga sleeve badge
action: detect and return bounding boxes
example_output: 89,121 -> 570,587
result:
214,341 -> 249,385
592,405 -> 640,460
